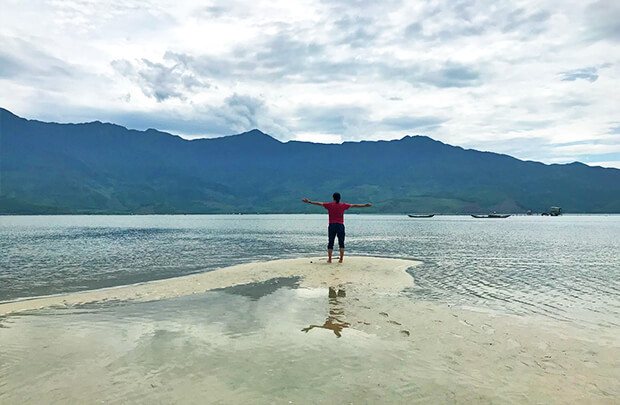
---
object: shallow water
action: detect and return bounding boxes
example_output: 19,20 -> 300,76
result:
0,284 -> 419,404
1,281 -> 618,404
1,214 -> 619,326
1,214 -> 620,404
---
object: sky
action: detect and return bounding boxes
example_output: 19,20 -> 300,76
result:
1,0 -> 619,168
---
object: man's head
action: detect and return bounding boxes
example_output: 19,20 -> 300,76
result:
333,192 -> 341,203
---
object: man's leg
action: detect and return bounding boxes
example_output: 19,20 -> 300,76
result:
327,224 -> 336,263
337,224 -> 345,263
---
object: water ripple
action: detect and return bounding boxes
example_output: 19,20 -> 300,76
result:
1,215 -> 619,326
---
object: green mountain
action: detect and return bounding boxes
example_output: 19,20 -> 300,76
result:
1,108 -> 619,214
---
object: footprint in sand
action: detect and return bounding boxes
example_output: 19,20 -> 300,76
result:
459,319 -> 474,327
400,330 -> 410,337
379,312 -> 389,317
388,320 -> 402,325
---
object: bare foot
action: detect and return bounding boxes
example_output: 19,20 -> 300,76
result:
338,259 -> 343,263
327,259 -> 332,263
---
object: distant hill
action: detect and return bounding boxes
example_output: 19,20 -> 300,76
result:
1,108 -> 619,214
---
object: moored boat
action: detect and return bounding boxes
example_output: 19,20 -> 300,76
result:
471,214 -> 511,219
408,214 -> 435,218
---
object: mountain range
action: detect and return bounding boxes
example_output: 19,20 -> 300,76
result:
1,107 -> 619,214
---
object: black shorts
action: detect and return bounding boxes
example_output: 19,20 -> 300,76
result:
328,223 -> 345,249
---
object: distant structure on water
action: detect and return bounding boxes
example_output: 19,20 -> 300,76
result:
542,206 -> 563,216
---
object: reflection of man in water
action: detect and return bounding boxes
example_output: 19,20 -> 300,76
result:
302,287 -> 349,338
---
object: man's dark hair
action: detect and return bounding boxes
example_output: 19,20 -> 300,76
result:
333,192 -> 341,203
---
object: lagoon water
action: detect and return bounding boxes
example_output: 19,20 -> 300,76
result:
2,214 -> 619,325
1,214 -> 620,404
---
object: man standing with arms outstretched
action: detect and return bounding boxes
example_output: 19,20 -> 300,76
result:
301,193 -> 372,263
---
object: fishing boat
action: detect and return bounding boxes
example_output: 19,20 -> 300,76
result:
471,214 -> 511,219
408,214 -> 435,218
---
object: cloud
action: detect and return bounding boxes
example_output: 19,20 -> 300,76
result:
253,34 -> 324,69
136,48 -> 482,90
585,160 -> 620,169
404,2 -> 551,41
292,106 -> 368,134
333,15 -> 382,48
111,58 -> 210,102
291,106 -> 445,139
512,120 -> 553,130
0,37 -> 74,81
207,94 -> 292,139
197,5 -> 230,18
0,53 -> 26,79
214,94 -> 266,130
46,94 -> 291,138
500,8 -> 550,36
421,62 -> 481,88
583,0 -> 620,42
576,152 -> 620,169
559,67 -> 599,82
379,116 -> 445,131
108,109 -> 231,136
0,0 -> 618,168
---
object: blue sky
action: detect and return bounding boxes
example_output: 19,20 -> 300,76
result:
1,0 -> 619,167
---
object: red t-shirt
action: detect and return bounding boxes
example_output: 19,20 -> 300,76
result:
323,202 -> 351,224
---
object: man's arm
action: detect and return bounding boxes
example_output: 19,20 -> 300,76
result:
301,198 -> 324,207
349,203 -> 372,208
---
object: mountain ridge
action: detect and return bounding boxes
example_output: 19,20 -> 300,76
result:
1,108 -> 618,214
0,107 -> 608,168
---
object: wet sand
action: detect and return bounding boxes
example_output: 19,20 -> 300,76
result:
1,257 -> 619,404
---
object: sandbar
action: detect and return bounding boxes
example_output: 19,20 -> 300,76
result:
0,256 -> 419,315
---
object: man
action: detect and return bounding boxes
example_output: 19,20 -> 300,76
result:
301,192 -> 372,263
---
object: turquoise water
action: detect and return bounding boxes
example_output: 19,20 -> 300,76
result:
1,214 -> 619,325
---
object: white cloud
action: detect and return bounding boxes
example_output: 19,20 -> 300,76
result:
587,161 -> 620,169
0,0 -> 618,166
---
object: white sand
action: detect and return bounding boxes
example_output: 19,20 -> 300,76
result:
0,256 -> 419,315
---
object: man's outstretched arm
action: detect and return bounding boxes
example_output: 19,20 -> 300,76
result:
301,198 -> 325,207
349,203 -> 372,208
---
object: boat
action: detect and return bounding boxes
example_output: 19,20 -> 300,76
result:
408,214 -> 435,218
471,214 -> 511,219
